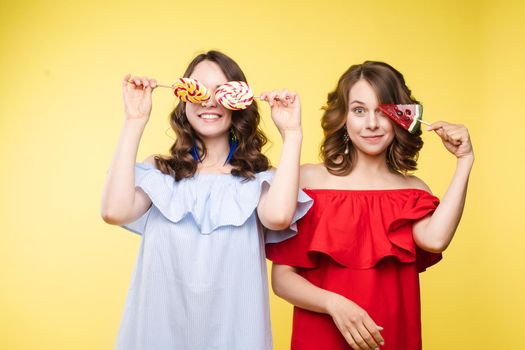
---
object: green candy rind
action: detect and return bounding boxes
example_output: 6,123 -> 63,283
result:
408,104 -> 423,134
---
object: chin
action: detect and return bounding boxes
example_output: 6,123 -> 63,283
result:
189,120 -> 230,137
194,128 -> 230,140
368,150 -> 388,157
356,144 -> 389,156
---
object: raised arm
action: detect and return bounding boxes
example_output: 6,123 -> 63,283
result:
413,121 -> 474,253
100,75 -> 157,225
257,90 -> 302,230
272,263 -> 384,350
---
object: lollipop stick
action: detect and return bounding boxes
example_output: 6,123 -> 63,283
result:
420,119 -> 431,126
156,84 -> 173,89
126,80 -> 173,89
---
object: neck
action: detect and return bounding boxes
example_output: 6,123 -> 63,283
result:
198,136 -> 230,168
351,151 -> 390,176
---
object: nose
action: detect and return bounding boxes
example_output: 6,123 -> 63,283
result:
366,111 -> 379,130
201,92 -> 218,108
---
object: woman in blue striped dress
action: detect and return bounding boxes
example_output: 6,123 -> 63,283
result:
101,50 -> 312,350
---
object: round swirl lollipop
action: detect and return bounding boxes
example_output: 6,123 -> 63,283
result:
173,78 -> 210,103
215,81 -> 254,110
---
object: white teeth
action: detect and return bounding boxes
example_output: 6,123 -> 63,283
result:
200,114 -> 221,119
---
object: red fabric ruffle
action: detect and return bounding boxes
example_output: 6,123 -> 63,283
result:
266,188 -> 441,273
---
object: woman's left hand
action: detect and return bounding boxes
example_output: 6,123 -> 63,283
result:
260,89 -> 301,137
427,121 -> 474,160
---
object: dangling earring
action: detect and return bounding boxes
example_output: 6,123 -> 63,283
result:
343,128 -> 350,155
224,128 -> 239,165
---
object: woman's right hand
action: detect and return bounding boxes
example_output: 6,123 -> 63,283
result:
122,74 -> 157,122
325,292 -> 384,349
259,89 -> 302,138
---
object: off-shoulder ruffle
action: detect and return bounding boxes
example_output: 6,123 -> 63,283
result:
266,188 -> 441,273
124,162 -> 312,236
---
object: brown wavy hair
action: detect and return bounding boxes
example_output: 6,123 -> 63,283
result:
154,50 -> 269,181
320,61 -> 423,176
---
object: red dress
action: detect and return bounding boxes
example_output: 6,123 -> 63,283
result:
266,189 -> 441,350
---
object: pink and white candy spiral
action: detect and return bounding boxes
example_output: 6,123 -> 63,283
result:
215,81 -> 254,110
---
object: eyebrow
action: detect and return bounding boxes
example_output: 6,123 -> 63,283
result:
349,100 -> 366,105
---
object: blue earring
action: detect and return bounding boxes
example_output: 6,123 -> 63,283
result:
190,142 -> 202,162
224,129 -> 239,165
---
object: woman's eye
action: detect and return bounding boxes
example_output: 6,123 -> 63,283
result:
353,107 -> 365,114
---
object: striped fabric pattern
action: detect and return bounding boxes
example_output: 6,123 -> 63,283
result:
116,163 -> 313,350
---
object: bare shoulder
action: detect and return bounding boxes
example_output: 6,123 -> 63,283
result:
300,163 -> 325,178
142,154 -> 161,167
300,163 -> 326,188
405,174 -> 432,193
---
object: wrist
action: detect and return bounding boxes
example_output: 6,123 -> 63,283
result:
124,117 -> 148,129
323,291 -> 340,315
282,128 -> 303,142
457,153 -> 474,166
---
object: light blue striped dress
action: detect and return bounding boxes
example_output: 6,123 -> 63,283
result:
116,162 -> 313,350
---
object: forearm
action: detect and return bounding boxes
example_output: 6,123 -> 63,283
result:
259,130 -> 302,229
419,156 -> 474,251
272,264 -> 333,314
101,119 -> 147,221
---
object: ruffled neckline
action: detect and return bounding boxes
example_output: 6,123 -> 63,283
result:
129,162 -> 312,236
266,188 -> 442,272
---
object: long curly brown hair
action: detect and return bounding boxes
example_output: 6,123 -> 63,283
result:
321,61 -> 423,176
154,51 -> 269,181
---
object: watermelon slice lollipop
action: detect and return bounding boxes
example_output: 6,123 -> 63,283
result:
378,104 -> 429,133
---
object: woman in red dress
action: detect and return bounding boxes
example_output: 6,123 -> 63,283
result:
266,61 -> 474,350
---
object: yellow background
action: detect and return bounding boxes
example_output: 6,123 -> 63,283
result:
1,0 -> 524,348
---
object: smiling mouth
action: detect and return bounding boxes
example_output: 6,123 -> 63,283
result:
361,135 -> 385,143
199,113 -> 222,120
